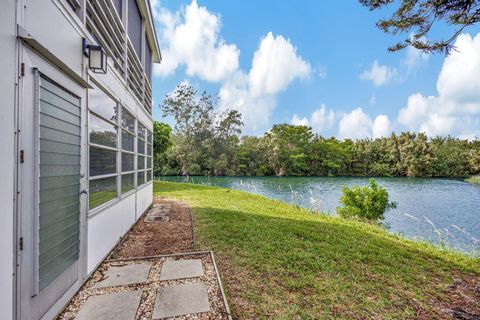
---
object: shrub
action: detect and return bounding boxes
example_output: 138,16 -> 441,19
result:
466,175 -> 480,185
336,179 -> 397,221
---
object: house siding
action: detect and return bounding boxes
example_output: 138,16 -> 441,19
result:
0,0 -> 160,319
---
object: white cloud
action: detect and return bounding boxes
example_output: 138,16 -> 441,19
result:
291,105 -> 335,133
372,115 -> 392,138
248,33 -> 311,97
150,0 -> 161,19
338,108 -> 391,139
291,114 -> 310,126
402,44 -> 429,71
369,94 -> 376,106
153,0 -> 239,82
360,60 -> 398,86
220,32 -> 311,133
397,33 -> 480,138
153,2 -> 312,134
339,108 -> 372,139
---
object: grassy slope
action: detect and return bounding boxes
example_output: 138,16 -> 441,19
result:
467,176 -> 480,184
154,182 -> 479,319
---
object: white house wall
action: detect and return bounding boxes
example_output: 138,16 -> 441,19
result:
0,0 -> 19,318
24,0 -> 84,76
137,183 -> 153,220
2,0 -> 157,318
87,192 -> 137,273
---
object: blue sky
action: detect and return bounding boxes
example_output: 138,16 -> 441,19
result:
151,0 -> 480,139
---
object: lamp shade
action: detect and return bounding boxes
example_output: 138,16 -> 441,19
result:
89,48 -> 103,69
83,40 -> 107,74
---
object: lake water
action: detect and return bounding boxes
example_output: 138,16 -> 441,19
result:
157,176 -> 480,254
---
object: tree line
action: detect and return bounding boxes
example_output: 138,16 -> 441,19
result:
154,84 -> 480,178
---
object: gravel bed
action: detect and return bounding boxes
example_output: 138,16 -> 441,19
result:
57,252 -> 230,320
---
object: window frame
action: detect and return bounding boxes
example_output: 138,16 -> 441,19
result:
88,83 -> 121,212
87,82 -> 152,214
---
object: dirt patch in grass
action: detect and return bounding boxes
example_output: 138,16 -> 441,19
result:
429,272 -> 480,320
109,197 -> 194,259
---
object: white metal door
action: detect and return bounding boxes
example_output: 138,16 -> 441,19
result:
18,49 -> 87,320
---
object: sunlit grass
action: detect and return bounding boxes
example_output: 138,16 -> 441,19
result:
154,181 -> 479,319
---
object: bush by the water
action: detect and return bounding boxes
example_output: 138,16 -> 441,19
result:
336,179 -> 397,221
467,175 -> 480,184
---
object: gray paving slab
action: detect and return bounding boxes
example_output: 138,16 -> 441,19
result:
152,283 -> 210,319
159,259 -> 204,281
75,291 -> 142,320
96,263 -> 152,288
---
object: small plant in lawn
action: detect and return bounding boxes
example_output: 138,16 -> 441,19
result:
336,179 -> 397,222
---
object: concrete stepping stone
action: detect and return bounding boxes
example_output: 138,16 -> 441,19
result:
75,291 -> 142,320
152,283 -> 210,319
159,259 -> 204,281
145,207 -> 170,222
96,263 -> 151,288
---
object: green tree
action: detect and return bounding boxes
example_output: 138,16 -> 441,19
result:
264,124 -> 314,176
360,0 -> 480,54
160,83 -> 243,176
337,179 -> 397,221
152,122 -> 172,176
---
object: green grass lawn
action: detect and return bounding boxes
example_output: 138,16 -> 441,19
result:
467,175 -> 480,185
153,181 -> 480,319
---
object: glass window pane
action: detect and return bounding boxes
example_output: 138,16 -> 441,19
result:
138,123 -> 145,139
122,153 -> 134,172
138,139 -> 145,154
137,155 -> 145,170
147,157 -> 152,169
121,108 -> 135,133
147,130 -> 152,143
137,171 -> 145,185
122,130 -> 134,151
146,170 -> 152,182
89,83 -> 118,122
89,113 -> 117,147
89,176 -> 117,209
121,173 -> 135,194
89,147 -> 116,176
147,144 -> 152,156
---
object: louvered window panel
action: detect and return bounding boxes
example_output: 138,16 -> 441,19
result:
38,74 -> 81,291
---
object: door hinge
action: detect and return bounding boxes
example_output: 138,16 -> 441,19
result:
20,150 -> 24,163
20,63 -> 25,77
19,237 -> 23,251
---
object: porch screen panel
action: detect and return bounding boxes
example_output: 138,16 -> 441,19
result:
38,74 -> 81,291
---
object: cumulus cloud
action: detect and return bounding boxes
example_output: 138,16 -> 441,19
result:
291,105 -> 335,133
291,114 -> 310,126
360,60 -> 398,86
372,115 -> 392,138
220,32 -> 311,133
397,33 -> 480,138
338,108 -> 391,139
153,2 -> 312,134
402,44 -> 429,71
153,0 -> 239,82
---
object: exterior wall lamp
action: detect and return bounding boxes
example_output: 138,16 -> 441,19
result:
82,38 -> 107,74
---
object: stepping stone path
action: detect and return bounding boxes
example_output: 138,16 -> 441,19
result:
75,291 -> 142,320
96,262 -> 152,288
67,252 -> 231,320
159,259 -> 204,281
153,283 -> 210,319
